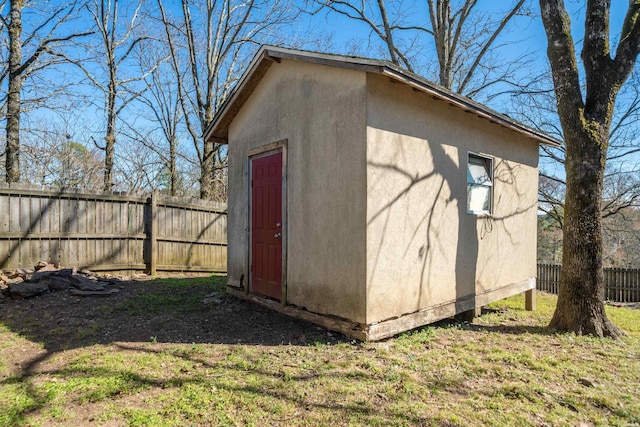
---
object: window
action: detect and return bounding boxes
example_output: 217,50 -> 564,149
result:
467,153 -> 493,214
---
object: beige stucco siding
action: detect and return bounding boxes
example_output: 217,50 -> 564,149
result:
227,60 -> 368,323
365,73 -> 539,324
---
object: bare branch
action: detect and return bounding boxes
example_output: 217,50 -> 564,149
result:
539,0 -> 584,124
458,0 -> 526,93
613,0 -> 640,86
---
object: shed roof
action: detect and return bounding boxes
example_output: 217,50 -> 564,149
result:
204,46 -> 561,147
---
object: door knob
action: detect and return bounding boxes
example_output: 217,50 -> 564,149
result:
274,232 -> 282,238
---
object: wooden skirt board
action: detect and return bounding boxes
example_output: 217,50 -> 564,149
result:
250,151 -> 283,300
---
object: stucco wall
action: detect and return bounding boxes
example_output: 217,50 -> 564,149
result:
365,73 -> 539,324
227,60 -> 368,323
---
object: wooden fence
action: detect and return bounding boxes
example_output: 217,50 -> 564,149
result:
537,264 -> 640,303
0,184 -> 227,274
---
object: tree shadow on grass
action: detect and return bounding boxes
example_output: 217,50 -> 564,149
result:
0,275 -> 561,426
0,320 -> 462,426
461,323 -> 555,336
403,314 -> 555,338
0,338 -> 467,427
0,275 -> 350,353
0,275 -> 361,425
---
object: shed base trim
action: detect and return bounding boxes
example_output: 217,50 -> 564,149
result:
226,287 -> 369,340
227,277 -> 535,341
366,278 -> 535,341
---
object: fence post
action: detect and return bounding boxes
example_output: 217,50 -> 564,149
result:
149,191 -> 158,276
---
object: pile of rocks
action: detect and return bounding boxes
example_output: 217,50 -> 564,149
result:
0,262 -> 123,301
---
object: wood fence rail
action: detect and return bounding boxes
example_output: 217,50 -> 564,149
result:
537,264 -> 640,303
0,184 -> 227,274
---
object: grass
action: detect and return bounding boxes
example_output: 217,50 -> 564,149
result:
114,275 -> 228,316
1,277 -> 639,426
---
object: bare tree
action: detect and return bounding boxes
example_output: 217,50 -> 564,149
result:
427,0 -> 527,94
308,0 -> 417,70
157,0 -> 296,200
21,133 -> 104,189
308,0 -> 531,99
124,38 -> 186,196
539,0 -> 640,338
0,0 -> 8,104
0,0 -> 91,183
509,63 -> 640,273
517,70 -> 640,218
111,133 -> 165,193
602,205 -> 640,268
4,0 -> 26,183
54,0 -> 162,191
537,210 -> 563,264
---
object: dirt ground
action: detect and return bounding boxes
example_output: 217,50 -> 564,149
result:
0,274 -> 346,376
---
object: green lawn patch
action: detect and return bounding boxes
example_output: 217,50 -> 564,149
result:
113,275 -> 228,316
1,278 -> 639,426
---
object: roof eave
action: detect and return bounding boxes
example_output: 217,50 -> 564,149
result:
204,48 -> 275,143
204,46 -> 387,143
205,46 -> 562,148
379,67 -> 562,147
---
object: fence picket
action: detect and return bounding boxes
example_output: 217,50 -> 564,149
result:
538,264 -> 640,303
0,186 -> 227,274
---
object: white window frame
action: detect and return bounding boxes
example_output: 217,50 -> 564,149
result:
467,152 -> 494,215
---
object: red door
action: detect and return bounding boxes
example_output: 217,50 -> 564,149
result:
251,151 -> 283,300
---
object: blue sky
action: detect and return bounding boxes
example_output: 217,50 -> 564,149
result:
299,0 -> 631,75
293,0 -> 637,191
16,0 -> 635,124
4,0 -> 638,191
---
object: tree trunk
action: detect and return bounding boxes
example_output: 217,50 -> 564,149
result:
170,134 -> 177,196
376,0 -> 398,66
103,115 -> 115,191
429,0 -> 453,89
103,70 -> 117,191
549,121 -> 623,338
5,0 -> 24,184
200,138 -> 214,200
538,0 -> 640,339
199,96 -> 216,200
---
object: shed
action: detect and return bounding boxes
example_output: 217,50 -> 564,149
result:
205,46 -> 560,341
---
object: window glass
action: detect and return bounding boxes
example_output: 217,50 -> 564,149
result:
467,154 -> 493,213
467,158 -> 491,184
467,184 -> 491,212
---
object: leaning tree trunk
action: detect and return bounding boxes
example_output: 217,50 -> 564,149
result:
549,122 -> 623,338
5,0 -> 24,184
